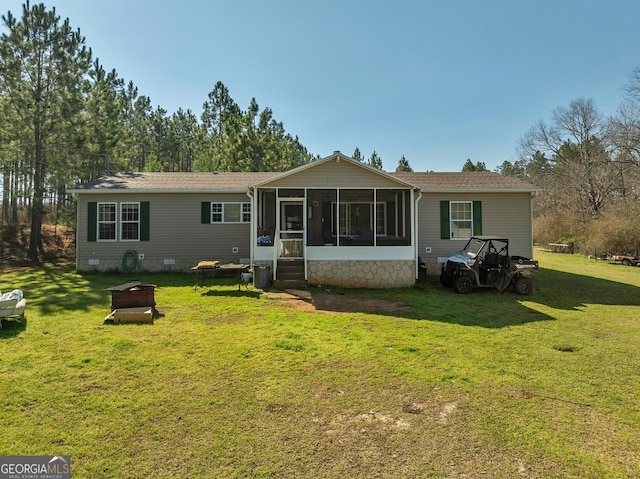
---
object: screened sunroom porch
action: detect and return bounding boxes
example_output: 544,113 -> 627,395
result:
251,187 -> 414,262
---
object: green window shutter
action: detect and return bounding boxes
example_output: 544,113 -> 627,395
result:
473,201 -> 482,235
140,201 -> 150,241
201,202 -> 211,224
440,201 -> 450,240
88,202 -> 97,242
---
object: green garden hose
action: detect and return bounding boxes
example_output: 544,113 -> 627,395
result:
121,250 -> 141,273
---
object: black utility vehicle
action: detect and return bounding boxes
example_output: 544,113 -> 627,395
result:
440,236 -> 539,295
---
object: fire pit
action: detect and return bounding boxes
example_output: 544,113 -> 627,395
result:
106,281 -> 155,310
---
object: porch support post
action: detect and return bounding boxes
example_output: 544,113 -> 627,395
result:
336,188 -> 340,245
247,186 -> 256,268
303,188 -> 308,280
413,188 -> 422,279
373,188 -> 377,246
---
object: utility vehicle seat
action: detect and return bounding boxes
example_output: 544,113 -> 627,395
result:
484,252 -> 501,268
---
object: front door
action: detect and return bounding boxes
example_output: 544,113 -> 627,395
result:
279,200 -> 304,258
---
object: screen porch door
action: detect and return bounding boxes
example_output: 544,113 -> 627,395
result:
278,200 -> 304,258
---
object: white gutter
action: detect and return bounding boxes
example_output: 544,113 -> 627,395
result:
422,188 -> 542,194
66,188 -> 250,195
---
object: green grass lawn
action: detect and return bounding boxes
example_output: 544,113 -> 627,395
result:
1,251 -> 639,478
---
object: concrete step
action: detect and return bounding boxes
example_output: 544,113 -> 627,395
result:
277,267 -> 304,277
277,267 -> 304,276
277,259 -> 304,269
273,259 -> 305,288
272,279 -> 308,289
276,259 -> 304,278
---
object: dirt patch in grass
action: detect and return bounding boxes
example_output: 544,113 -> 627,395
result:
270,384 -> 565,478
313,293 -> 411,314
268,291 -> 410,314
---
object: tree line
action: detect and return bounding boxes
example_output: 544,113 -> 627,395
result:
496,88 -> 640,256
0,2 -> 419,264
0,2 -> 318,263
6,2 -> 636,264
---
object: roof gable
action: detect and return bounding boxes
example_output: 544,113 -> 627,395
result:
251,152 -> 417,189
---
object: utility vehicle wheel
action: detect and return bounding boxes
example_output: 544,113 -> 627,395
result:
513,277 -> 533,295
622,258 -> 631,266
440,273 -> 453,287
454,276 -> 473,294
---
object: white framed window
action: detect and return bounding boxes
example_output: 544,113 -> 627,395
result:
120,202 -> 140,241
242,203 -> 251,222
97,202 -> 117,241
210,202 -> 251,223
450,201 -> 472,239
211,203 -> 223,222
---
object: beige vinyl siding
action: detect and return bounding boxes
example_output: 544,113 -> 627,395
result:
77,192 -> 251,271
263,158 -> 406,189
417,192 -> 534,260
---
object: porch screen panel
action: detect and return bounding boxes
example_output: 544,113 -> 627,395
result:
338,189 -> 374,246
307,189 -> 336,246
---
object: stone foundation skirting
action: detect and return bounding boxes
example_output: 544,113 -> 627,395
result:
307,260 -> 415,288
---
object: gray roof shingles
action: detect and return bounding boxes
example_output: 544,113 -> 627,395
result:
69,172 -> 275,191
392,171 -> 539,191
69,170 -> 538,192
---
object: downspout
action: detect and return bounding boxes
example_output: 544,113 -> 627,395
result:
303,188 -> 308,281
246,187 -> 255,268
414,188 -> 422,280
530,190 -> 537,258
72,192 -> 79,272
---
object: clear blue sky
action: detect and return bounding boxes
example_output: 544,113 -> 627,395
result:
3,0 -> 640,172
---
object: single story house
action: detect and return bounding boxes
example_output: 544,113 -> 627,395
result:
67,151 -> 540,288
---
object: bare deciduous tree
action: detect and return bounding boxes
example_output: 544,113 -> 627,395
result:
608,67 -> 640,170
518,98 -> 620,220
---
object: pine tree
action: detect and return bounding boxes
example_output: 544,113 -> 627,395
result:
395,155 -> 413,172
199,81 -> 240,171
369,150 -> 383,170
82,58 -> 126,180
1,1 -> 91,263
462,159 -> 487,171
